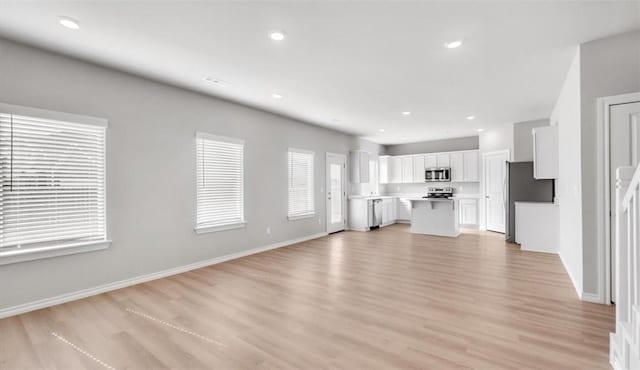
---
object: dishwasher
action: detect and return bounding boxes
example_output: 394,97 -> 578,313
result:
368,199 -> 383,229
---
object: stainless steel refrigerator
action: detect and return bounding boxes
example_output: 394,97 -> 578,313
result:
505,161 -> 554,242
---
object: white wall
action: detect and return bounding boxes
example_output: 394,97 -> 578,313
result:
579,30 -> 640,296
550,49 -> 583,296
385,136 -> 479,156
0,38 -> 381,311
513,118 -> 549,161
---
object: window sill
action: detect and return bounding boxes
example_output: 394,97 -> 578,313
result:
0,240 -> 112,266
288,213 -> 316,221
195,222 -> 247,234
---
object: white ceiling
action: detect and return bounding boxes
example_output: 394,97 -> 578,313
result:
0,1 -> 638,144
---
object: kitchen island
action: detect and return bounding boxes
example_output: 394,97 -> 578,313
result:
407,198 -> 460,237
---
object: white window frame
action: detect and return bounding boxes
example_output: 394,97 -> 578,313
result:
287,147 -> 315,220
0,103 -> 110,266
194,132 -> 246,234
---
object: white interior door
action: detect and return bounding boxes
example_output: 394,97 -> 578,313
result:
484,151 -> 509,233
326,153 -> 347,233
610,101 -> 640,302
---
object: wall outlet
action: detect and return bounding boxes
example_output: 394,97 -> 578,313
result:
266,227 -> 271,235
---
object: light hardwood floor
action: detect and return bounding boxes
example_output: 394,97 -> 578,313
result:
1,225 -> 614,369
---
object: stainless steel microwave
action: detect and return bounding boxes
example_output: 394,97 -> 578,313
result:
425,167 -> 451,182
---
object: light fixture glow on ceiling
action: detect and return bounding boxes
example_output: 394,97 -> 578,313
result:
402,111 -> 411,116
58,16 -> 80,30
269,31 -> 286,41
444,40 -> 463,49
476,128 -> 485,132
379,128 -> 385,132
204,77 -> 230,88
466,115 -> 475,120
272,93 -> 283,99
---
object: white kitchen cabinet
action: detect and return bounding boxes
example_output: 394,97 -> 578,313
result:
436,154 -> 450,167
348,198 -> 369,231
396,198 -> 412,220
515,202 -> 558,253
425,154 -> 437,168
401,156 -> 414,183
381,198 -> 396,226
350,150 -> 370,183
458,199 -> 478,225
389,156 -> 402,183
532,126 -> 558,179
450,152 -> 464,182
379,156 -> 389,184
462,151 -> 479,182
413,155 -> 425,183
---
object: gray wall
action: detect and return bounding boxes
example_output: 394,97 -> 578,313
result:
385,136 -> 478,156
579,30 -> 640,295
0,38 -> 381,310
513,118 -> 549,161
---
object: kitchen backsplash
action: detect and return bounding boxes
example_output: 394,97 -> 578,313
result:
380,182 -> 480,195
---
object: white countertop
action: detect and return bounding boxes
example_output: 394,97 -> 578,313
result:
350,193 -> 481,200
406,197 -> 455,202
515,201 -> 557,206
348,195 -> 398,200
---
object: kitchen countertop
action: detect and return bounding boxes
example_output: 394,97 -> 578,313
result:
350,193 -> 481,200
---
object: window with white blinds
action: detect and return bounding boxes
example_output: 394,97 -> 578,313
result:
195,132 -> 245,233
288,148 -> 315,219
0,107 -> 107,252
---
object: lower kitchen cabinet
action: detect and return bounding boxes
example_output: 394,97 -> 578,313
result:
381,198 -> 396,225
396,198 -> 412,221
458,199 -> 478,226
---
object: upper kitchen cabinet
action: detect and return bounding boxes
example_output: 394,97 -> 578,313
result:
401,156 -> 414,183
380,149 -> 480,184
425,154 -> 437,168
436,154 -> 450,167
389,156 -> 402,183
450,153 -> 464,182
532,126 -> 558,179
350,150 -> 370,183
379,156 -> 389,184
413,155 -> 425,182
449,151 -> 479,182
462,151 -> 479,182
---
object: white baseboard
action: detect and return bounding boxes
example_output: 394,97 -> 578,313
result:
0,232 -> 328,319
559,252 -> 583,300
581,291 -> 604,304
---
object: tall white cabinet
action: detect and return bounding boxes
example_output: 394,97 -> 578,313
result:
532,126 -> 558,179
350,150 -> 370,183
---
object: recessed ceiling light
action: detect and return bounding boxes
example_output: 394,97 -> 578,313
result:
379,129 -> 385,132
272,93 -> 283,99
401,137 -> 408,140
269,31 -> 286,41
58,16 -> 79,30
466,115 -> 475,120
445,40 -> 463,49
204,77 -> 230,88
402,111 -> 411,116
476,128 -> 485,132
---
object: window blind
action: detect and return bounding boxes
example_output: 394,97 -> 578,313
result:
0,112 -> 106,250
196,133 -> 244,231
288,148 -> 314,219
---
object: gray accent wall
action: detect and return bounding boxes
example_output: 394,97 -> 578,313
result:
579,30 -> 640,295
0,38 -> 382,310
513,118 -> 549,161
385,136 -> 478,156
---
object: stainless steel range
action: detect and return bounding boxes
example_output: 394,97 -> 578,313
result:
423,187 -> 454,199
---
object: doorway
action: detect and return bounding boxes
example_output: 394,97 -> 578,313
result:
484,150 -> 510,233
326,153 -> 347,233
608,100 -> 640,303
